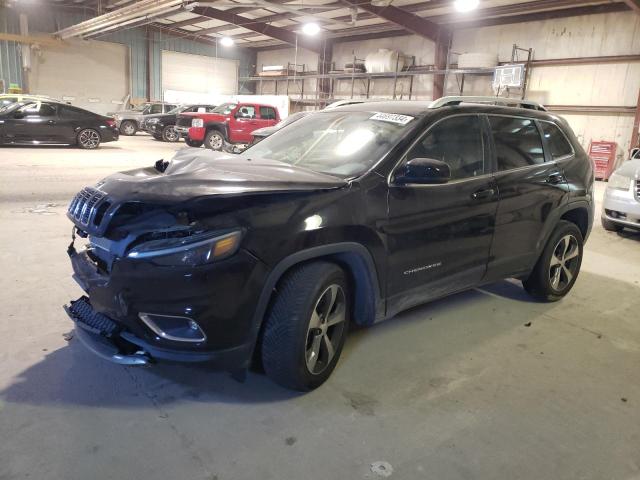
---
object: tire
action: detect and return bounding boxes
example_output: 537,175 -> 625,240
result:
204,130 -> 224,150
119,120 -> 137,136
261,261 -> 350,391
77,128 -> 101,149
162,125 -> 180,142
185,138 -> 203,148
601,216 -> 623,232
523,220 -> 584,302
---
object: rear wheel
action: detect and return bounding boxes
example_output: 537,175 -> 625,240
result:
523,220 -> 584,302
77,129 -> 101,149
185,138 -> 203,148
162,125 -> 180,142
261,262 -> 349,391
119,120 -> 137,136
204,130 -> 224,150
601,216 -> 623,232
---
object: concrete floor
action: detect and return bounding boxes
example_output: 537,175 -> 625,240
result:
1,135 -> 639,480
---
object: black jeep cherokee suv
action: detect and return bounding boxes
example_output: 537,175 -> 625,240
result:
65,98 -> 594,391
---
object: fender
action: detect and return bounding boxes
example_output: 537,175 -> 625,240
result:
204,121 -> 228,140
247,242 -> 385,354
536,199 -> 593,256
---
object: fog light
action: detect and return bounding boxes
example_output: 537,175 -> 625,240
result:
139,313 -> 206,343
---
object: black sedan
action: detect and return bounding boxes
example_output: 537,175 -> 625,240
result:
0,100 -> 119,149
143,104 -> 217,142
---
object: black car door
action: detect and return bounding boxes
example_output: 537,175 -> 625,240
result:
385,114 -> 499,317
8,102 -> 63,143
484,115 -> 569,281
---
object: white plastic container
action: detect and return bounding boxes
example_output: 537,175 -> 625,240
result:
364,49 -> 406,73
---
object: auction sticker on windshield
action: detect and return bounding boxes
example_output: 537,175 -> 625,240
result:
370,112 -> 414,125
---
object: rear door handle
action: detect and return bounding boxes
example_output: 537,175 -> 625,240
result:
546,172 -> 565,185
471,188 -> 496,200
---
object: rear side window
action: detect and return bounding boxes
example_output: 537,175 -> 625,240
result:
541,122 -> 573,159
406,115 -> 485,180
489,116 -> 544,170
260,106 -> 277,120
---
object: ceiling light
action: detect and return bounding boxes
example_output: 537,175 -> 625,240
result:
220,36 -> 234,47
302,22 -> 321,36
454,0 -> 479,12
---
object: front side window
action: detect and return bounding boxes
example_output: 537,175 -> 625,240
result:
237,106 -> 256,118
406,115 -> 485,180
149,104 -> 163,114
489,116 -> 544,170
541,122 -> 573,159
246,111 -> 416,178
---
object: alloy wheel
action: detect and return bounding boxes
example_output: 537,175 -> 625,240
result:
164,127 -> 179,142
208,133 -> 223,150
78,129 -> 100,149
548,234 -> 580,291
122,122 -> 135,135
305,284 -> 347,375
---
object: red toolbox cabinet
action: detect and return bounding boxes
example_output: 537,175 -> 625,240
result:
588,141 -> 617,181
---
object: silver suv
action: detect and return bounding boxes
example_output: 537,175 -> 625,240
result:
602,148 -> 640,232
109,102 -> 177,136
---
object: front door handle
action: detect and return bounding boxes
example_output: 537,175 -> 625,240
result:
47,120 -> 56,125
546,172 -> 565,185
471,188 -> 496,200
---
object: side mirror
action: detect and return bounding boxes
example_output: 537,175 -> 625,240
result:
394,158 -> 451,185
632,147 -> 639,159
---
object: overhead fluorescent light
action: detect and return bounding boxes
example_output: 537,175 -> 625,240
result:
302,22 -> 321,36
454,0 -> 479,12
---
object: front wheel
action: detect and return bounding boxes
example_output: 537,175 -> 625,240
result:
204,130 -> 224,150
162,125 -> 180,142
77,128 -> 101,149
261,262 -> 350,391
523,220 -> 584,302
185,138 -> 203,148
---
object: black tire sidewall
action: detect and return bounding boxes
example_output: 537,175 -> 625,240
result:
185,138 -> 202,147
120,120 -> 136,135
162,126 -> 179,142
205,130 -> 224,150
262,262 -> 350,391
77,129 -> 100,149
525,221 -> 584,300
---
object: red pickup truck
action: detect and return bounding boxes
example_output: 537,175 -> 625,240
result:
175,102 -> 280,150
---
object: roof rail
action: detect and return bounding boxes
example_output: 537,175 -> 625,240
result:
429,96 -> 547,111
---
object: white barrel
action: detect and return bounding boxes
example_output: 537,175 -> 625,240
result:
364,49 -> 406,73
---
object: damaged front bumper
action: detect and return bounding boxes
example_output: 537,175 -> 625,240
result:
65,237 -> 268,369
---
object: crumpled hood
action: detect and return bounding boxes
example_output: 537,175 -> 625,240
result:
96,149 -> 348,203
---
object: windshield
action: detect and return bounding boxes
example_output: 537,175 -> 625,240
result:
131,103 -> 149,112
0,102 -> 24,114
245,111 -> 417,178
211,103 -> 237,114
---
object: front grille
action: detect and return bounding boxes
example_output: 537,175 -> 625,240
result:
68,187 -> 110,228
635,180 -> 640,202
176,116 -> 192,128
65,296 -> 120,336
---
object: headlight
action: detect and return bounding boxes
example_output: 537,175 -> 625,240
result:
147,118 -> 159,124
126,230 -> 242,266
608,172 -> 632,191
192,118 -> 204,128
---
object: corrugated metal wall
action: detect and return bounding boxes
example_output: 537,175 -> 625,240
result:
0,6 -> 255,100
0,8 -> 23,91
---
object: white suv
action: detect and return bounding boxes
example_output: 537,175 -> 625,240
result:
602,148 -> 640,232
